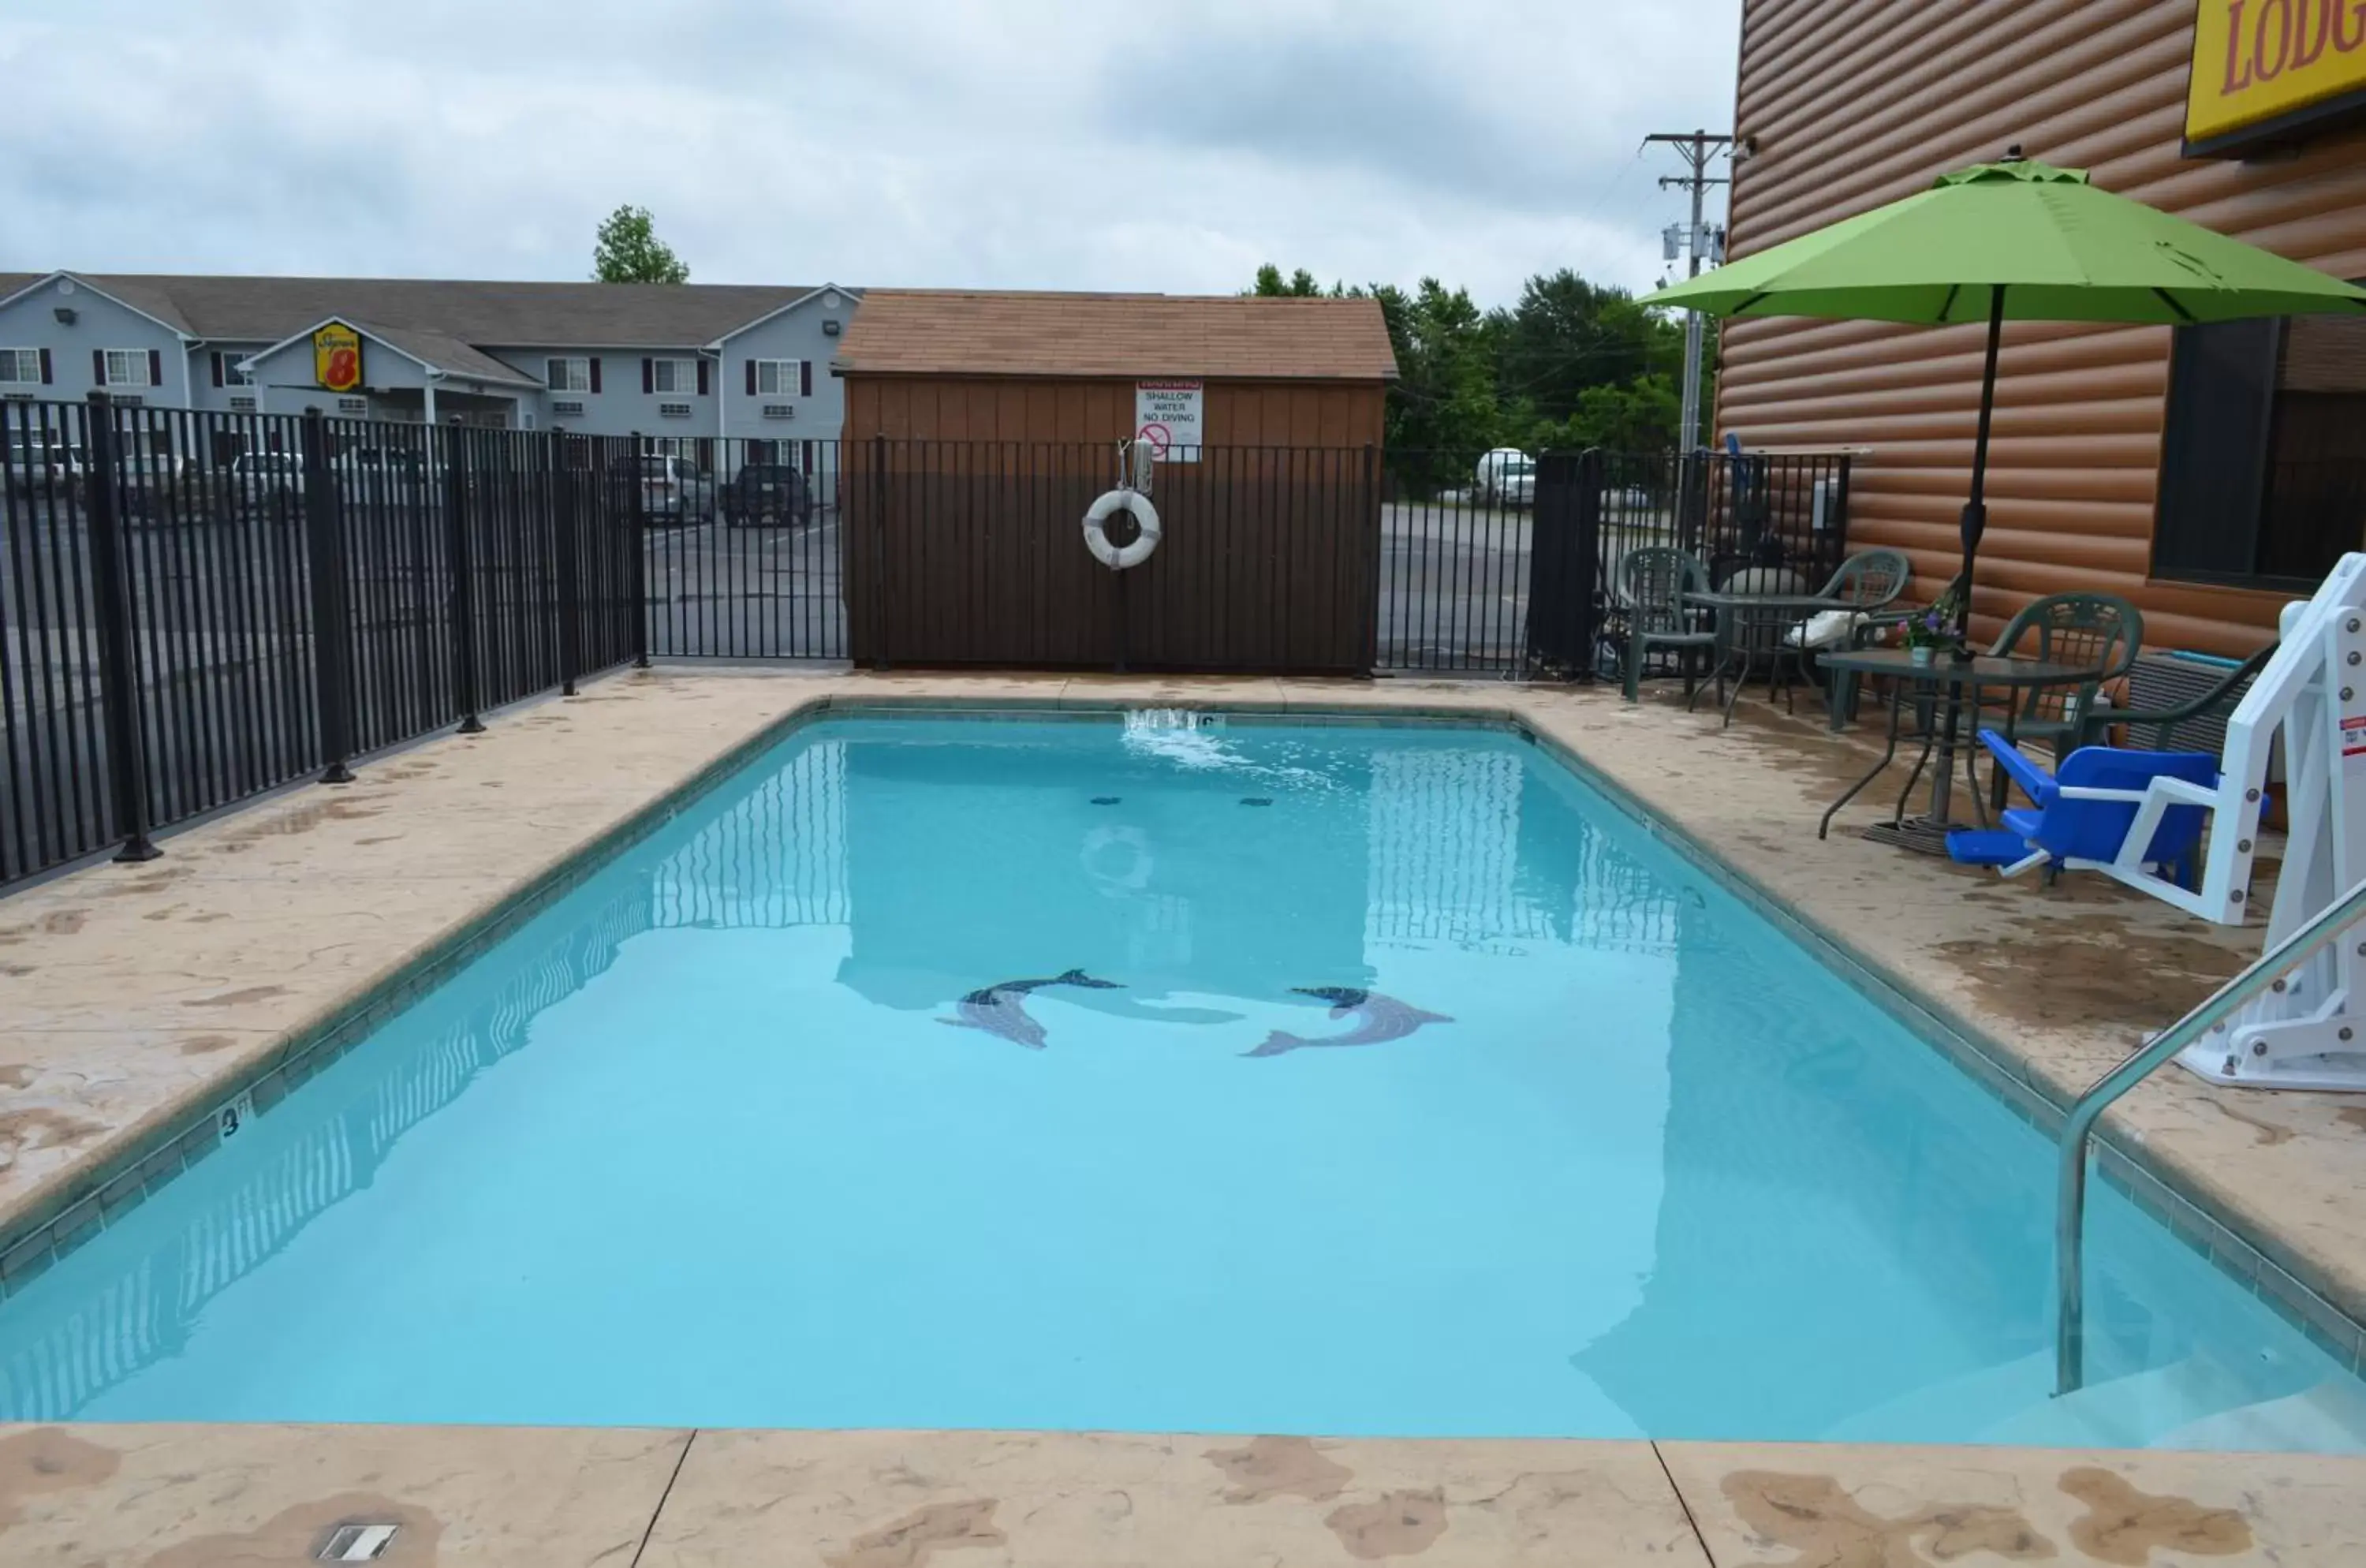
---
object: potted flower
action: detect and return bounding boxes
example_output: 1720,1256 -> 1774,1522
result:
1900,586 -> 1965,666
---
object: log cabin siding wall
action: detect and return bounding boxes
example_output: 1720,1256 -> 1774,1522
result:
1722,0 -> 2366,655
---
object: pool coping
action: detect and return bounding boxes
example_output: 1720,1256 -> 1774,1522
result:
5,682 -> 2364,1384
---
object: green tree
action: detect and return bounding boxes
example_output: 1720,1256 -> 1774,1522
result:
1249,264 -> 1340,297
592,204 -> 689,284
1244,264 -> 1694,469
1491,270 -> 1681,430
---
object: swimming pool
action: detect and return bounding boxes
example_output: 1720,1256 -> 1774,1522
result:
4,711 -> 2362,1447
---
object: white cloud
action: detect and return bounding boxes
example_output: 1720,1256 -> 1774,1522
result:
0,0 -> 1741,305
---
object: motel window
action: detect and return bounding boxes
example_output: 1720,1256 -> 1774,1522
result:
648,357 -> 701,395
751,358 -> 808,397
547,357 -> 593,393
0,348 -> 45,384
100,349 -> 155,388
2155,300 -> 2366,591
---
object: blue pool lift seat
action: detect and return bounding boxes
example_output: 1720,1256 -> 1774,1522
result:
1947,733 -> 2222,890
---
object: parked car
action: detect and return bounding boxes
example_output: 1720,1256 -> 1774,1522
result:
118,450 -> 195,521
335,446 -> 429,490
1474,447 -> 1537,507
637,454 -> 715,525
221,451 -> 308,517
721,463 -> 814,527
6,435 -> 81,499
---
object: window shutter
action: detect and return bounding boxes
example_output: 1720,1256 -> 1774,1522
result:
800,360 -> 812,398
148,349 -> 163,386
642,357 -> 654,394
93,349 -> 106,386
211,352 -> 225,388
696,359 -> 711,397
745,359 -> 757,396
589,357 -> 602,394
39,348 -> 51,385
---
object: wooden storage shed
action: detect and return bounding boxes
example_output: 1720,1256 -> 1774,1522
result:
1720,0 -> 2366,656
835,289 -> 1397,672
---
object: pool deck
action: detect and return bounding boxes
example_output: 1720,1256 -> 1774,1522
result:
6,666 -> 2366,1559
4,1420 -> 2364,1565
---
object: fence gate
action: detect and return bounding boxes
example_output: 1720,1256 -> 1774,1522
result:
1523,451 -> 1599,678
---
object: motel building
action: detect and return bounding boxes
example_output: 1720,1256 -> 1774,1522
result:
1719,0 -> 2366,654
0,272 -> 862,473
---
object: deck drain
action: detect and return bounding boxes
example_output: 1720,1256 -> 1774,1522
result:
1091,796 -> 1121,805
1240,797 -> 1273,807
319,1524 -> 401,1561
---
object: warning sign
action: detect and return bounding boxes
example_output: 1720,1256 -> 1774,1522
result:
2343,713 -> 2366,762
1135,380 -> 1202,463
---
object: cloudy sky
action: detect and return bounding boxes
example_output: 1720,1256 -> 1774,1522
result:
0,1 -> 1741,308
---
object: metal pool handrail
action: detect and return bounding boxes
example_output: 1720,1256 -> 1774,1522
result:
2056,872 -> 2366,1395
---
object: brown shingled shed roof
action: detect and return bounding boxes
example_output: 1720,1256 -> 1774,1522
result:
834,289 -> 1398,381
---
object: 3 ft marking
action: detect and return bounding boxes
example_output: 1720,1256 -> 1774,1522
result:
215,1090 -> 257,1145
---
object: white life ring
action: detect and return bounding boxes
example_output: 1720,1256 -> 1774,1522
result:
1083,487 -> 1161,570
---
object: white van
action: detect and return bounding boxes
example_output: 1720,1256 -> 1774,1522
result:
1473,448 -> 1536,507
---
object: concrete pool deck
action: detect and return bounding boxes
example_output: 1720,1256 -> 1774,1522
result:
5,666 -> 2366,1557
4,1420 -> 2365,1565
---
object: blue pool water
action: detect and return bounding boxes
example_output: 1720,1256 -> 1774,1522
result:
5,715 -> 2363,1447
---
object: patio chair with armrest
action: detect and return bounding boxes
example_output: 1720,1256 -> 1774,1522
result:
1618,547 -> 1716,703
1977,591 -> 2143,806
1950,733 -> 2221,890
2073,644 -> 2276,752
1803,547 -> 1913,726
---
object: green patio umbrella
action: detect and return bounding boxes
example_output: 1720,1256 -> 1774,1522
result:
1648,151 -> 2366,637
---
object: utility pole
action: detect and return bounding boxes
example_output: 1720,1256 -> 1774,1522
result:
1645,129 -> 1731,452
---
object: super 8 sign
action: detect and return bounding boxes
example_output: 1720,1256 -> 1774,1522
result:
2187,0 -> 2366,151
313,323 -> 364,393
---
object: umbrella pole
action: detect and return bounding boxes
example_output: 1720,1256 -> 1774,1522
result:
1920,289 -> 2008,843
1954,287 -> 2007,645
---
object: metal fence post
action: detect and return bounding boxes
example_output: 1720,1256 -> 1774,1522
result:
79,392 -> 160,862
298,409 -> 356,782
1359,442 -> 1380,678
870,432 -> 890,670
443,419 -> 486,734
551,433 -> 581,696
627,431 -> 650,668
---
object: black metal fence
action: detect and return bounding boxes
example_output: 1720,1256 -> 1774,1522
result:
2,395 -> 640,887
1378,447 -> 1853,675
3,403 -> 1853,889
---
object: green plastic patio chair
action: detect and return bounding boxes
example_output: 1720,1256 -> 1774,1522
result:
1980,590 -> 2144,804
1812,548 -> 1913,727
2072,644 -> 2275,752
1617,547 -> 1715,703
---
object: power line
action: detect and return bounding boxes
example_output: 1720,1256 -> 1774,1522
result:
1644,129 -> 1731,452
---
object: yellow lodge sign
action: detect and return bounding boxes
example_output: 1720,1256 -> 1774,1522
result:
312,323 -> 364,393
2187,0 -> 2366,151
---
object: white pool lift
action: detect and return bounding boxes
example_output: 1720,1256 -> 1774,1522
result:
2086,551 -> 2366,1091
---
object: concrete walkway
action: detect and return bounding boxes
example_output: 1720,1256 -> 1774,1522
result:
4,1419 -> 2363,1565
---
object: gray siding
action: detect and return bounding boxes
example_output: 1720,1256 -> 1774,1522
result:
513,345 -> 714,439
715,289 -> 851,443
0,277 -> 187,404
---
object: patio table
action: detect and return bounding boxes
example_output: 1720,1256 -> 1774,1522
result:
1816,647 -> 2103,856
1682,591 -> 1851,726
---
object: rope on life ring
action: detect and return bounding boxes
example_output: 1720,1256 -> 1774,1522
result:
1083,487 -> 1162,569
